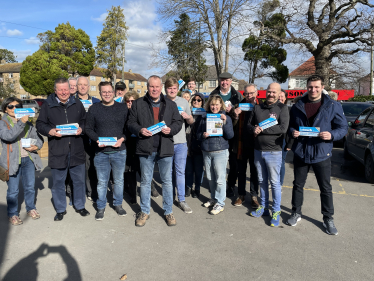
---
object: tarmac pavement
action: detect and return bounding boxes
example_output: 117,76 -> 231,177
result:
0,146 -> 373,281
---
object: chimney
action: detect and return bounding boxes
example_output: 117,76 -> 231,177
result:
0,60 -> 6,65
128,69 -> 132,73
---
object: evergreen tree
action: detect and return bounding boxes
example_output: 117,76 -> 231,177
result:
96,6 -> 129,82
0,49 -> 17,63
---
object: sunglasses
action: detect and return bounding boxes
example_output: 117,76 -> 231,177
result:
7,104 -> 22,110
192,99 -> 202,102
126,100 -> 134,103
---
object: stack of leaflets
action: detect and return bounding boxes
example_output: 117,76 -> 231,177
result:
192,108 -> 206,116
81,100 -> 92,111
259,117 -> 278,130
98,137 -> 117,146
15,108 -> 35,118
147,121 -> 167,135
178,106 -> 184,114
225,101 -> 232,108
56,123 -> 79,135
299,127 -> 320,137
21,138 -> 37,148
206,114 -> 223,136
239,103 -> 254,111
114,97 -> 123,103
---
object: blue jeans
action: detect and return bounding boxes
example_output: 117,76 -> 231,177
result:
139,152 -> 173,215
51,153 -> 86,213
280,139 -> 288,186
202,149 -> 229,206
254,149 -> 282,212
94,150 -> 127,210
7,157 -> 36,217
185,154 -> 204,191
171,143 -> 188,201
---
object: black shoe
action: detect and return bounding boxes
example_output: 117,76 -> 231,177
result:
185,187 -> 191,197
151,182 -> 159,198
192,189 -> 200,198
76,208 -> 90,217
226,186 -> 235,197
95,209 -> 105,221
130,197 -> 137,205
54,211 -> 67,221
115,205 -> 127,216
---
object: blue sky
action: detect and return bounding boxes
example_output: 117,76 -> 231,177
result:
0,0 -> 371,89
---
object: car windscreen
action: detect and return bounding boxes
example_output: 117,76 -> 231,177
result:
342,103 -> 372,116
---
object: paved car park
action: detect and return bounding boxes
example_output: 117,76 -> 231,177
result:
0,147 -> 373,281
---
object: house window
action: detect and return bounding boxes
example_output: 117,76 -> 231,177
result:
91,86 -> 96,91
20,85 -> 23,90
209,80 -> 216,88
295,78 -> 307,89
20,95 -> 26,99
90,76 -> 96,81
137,89 -> 141,93
137,81 -> 141,86
101,77 -> 105,82
9,73 -> 13,78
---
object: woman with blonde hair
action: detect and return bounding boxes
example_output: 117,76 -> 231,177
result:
196,95 -> 234,215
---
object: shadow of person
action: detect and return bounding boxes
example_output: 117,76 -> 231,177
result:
2,243 -> 82,281
280,205 -> 326,233
0,204 -> 10,271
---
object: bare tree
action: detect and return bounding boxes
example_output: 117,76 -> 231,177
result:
260,0 -> 374,89
156,0 -> 255,78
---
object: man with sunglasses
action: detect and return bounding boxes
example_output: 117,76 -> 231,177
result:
36,78 -> 89,221
230,84 -> 261,209
210,72 -> 244,198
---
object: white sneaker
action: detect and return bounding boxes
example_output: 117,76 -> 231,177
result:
179,201 -> 193,214
203,199 -> 216,208
210,203 -> 224,215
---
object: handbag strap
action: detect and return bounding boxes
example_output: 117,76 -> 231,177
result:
2,120 -> 11,173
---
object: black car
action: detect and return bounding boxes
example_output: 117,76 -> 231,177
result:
341,102 -> 373,123
344,105 -> 374,183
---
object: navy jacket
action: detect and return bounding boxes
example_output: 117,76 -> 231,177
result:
197,111 -> 234,152
289,94 -> 347,164
36,94 -> 86,169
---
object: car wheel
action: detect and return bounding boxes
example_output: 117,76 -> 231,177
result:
343,140 -> 353,160
365,154 -> 374,184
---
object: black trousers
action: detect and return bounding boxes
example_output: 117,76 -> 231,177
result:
237,149 -> 259,197
227,152 -> 238,188
292,156 -> 334,219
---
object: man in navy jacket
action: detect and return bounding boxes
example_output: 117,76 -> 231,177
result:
287,75 -> 347,235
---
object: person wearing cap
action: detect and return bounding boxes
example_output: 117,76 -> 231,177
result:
210,72 -> 244,198
115,81 -> 127,102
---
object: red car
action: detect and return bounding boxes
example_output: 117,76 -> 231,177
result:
33,98 -> 46,107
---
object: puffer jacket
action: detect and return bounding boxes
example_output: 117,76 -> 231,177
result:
0,114 -> 44,176
289,94 -> 347,163
196,111 -> 234,152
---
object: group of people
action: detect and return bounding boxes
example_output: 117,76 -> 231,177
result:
0,72 -> 347,235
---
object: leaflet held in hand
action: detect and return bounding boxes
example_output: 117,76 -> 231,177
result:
98,137 -> 117,146
114,97 -> 123,103
192,108 -> 206,116
147,121 -> 166,135
206,114 -> 223,136
15,108 -> 35,118
81,100 -> 92,111
259,117 -> 278,130
56,123 -> 79,135
21,138 -> 37,148
238,103 -> 254,111
178,106 -> 184,114
299,127 -> 320,137
178,79 -> 185,90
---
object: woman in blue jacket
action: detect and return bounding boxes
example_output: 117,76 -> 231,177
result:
197,95 -> 234,215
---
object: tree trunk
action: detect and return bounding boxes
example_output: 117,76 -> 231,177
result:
314,47 -> 331,90
250,60 -> 258,83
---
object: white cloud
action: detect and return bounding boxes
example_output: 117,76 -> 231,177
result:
12,50 -> 32,61
91,13 -> 108,22
25,37 -> 40,45
6,29 -> 23,36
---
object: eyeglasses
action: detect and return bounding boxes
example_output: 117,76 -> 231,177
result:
244,92 -> 257,95
126,100 -> 135,103
192,99 -> 202,102
7,104 -> 22,110
101,91 -> 113,94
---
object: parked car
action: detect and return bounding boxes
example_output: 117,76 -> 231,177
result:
341,102 -> 373,123
22,99 -> 40,113
344,105 -> 374,183
33,98 -> 46,107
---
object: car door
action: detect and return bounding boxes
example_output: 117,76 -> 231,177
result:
355,110 -> 374,162
348,107 -> 372,159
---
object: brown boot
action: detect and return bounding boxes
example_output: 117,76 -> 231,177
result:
234,195 -> 245,206
135,212 -> 149,227
251,196 -> 260,209
165,213 -> 177,226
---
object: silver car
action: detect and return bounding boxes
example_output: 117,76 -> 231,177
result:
21,99 -> 40,113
